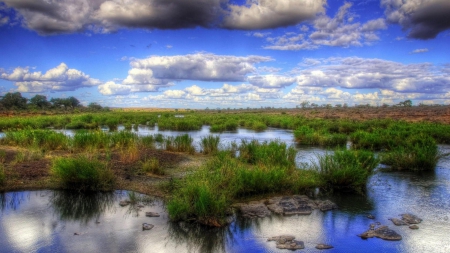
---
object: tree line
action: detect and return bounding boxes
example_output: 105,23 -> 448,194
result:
0,92 -> 108,112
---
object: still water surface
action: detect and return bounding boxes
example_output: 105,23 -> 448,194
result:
0,128 -> 449,253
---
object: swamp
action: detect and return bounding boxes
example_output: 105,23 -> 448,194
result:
1,107 -> 450,252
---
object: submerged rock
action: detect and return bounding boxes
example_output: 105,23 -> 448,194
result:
119,200 -> 130,207
235,201 -> 271,218
268,235 -> 304,250
389,218 -> 408,226
145,212 -> 160,217
359,225 -> 402,241
409,225 -> 419,229
315,200 -> 338,211
142,223 -> 154,230
316,244 -> 334,250
367,214 -> 375,219
401,214 -> 422,224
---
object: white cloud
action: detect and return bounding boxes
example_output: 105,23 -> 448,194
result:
382,0 -> 450,39
263,3 -> 387,51
293,57 -> 450,94
247,75 -> 296,88
128,53 -> 272,82
0,63 -> 101,92
222,0 -> 326,30
411,48 -> 429,54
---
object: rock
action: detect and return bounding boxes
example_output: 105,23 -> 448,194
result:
367,214 -> 375,219
409,225 -> 419,229
268,235 -> 304,250
142,223 -> 154,230
236,201 -> 271,218
145,212 -> 160,217
315,200 -> 338,211
359,225 -> 402,241
316,244 -> 334,250
268,235 -> 295,242
119,200 -> 130,207
401,214 -> 422,224
389,218 -> 408,226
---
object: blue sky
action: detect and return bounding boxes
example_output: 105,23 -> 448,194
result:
0,0 -> 449,109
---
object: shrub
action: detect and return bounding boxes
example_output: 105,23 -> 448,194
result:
142,157 -> 164,175
239,140 -> 296,168
312,149 -> 379,193
200,135 -> 220,154
51,156 -> 115,191
381,136 -> 445,171
0,164 -> 5,186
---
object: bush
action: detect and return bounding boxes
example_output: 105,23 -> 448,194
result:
312,149 -> 379,193
381,136 -> 444,171
51,156 -> 115,191
200,135 -> 220,154
142,157 -> 164,175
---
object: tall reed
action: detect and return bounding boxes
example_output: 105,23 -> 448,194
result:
200,135 -> 220,154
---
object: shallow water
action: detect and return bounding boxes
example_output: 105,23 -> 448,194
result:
1,129 -> 449,252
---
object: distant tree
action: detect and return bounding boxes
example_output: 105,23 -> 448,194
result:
67,96 -> 81,109
335,104 -> 342,108
29,94 -> 51,109
310,103 -> 318,108
88,102 -> 103,111
0,92 -> 28,110
343,103 -> 348,108
398,99 -> 412,107
300,100 -> 310,108
381,103 -> 389,108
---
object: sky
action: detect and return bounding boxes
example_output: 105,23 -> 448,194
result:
0,0 -> 449,109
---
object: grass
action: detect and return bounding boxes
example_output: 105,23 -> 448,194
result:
2,129 -> 68,150
311,149 -> 379,193
165,134 -> 195,154
51,156 -> 115,191
166,150 -> 321,224
238,140 -> 296,168
141,157 -> 164,175
200,135 -> 220,155
380,136 -> 446,171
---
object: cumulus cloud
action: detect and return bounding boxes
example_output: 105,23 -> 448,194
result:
0,63 -> 101,92
247,75 -> 296,88
382,0 -> 450,39
263,2 -> 387,50
1,0 -> 325,34
127,53 -> 271,82
99,53 -> 273,95
2,0 -> 221,34
293,57 -> 450,94
222,0 -> 326,30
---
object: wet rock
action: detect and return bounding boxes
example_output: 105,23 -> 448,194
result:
119,200 -> 130,207
409,225 -> 419,229
359,225 -> 402,241
142,223 -> 154,230
145,212 -> 160,217
268,235 -> 304,250
235,201 -> 271,218
367,214 -> 375,219
401,214 -> 422,224
315,200 -> 338,211
316,244 -> 334,250
265,195 -> 321,216
389,218 -> 408,226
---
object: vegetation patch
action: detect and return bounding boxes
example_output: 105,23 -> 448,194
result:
311,149 -> 379,193
51,156 -> 115,191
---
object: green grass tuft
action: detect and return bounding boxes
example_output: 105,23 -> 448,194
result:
51,156 -> 115,191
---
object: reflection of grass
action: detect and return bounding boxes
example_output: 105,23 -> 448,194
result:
50,190 -> 116,224
0,164 -> 5,186
51,156 -> 115,191
312,149 -> 379,193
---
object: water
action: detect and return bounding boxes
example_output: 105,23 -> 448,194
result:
1,129 -> 449,252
